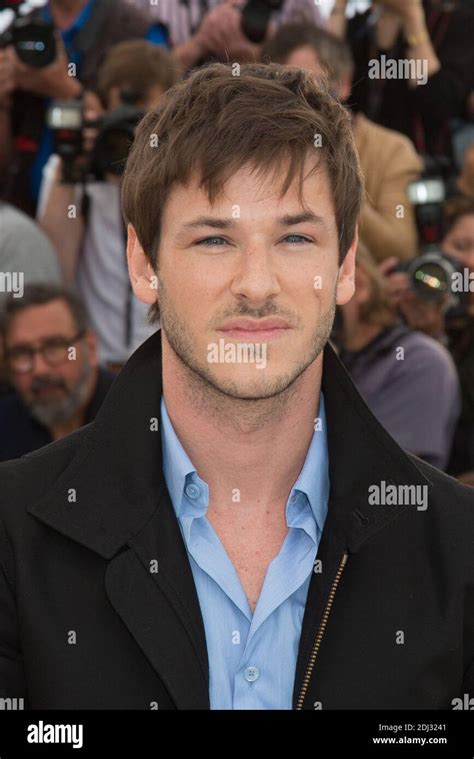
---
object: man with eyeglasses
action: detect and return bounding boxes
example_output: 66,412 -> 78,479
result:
0,283 -> 115,462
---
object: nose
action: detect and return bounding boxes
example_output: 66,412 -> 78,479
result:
230,244 -> 281,305
30,351 -> 53,376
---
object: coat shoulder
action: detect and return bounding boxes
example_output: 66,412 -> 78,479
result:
407,452 -> 474,517
0,423 -> 93,524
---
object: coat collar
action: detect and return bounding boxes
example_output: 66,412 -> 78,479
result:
27,329 -> 432,709
28,328 -> 431,558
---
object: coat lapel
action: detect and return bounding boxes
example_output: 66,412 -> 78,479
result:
27,329 -> 432,710
105,484 -> 209,709
292,343 -> 433,706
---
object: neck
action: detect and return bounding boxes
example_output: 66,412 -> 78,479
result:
50,0 -> 90,28
50,409 -> 85,441
341,314 -> 384,352
162,336 -> 322,513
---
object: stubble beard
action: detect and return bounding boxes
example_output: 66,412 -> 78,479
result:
157,276 -> 336,429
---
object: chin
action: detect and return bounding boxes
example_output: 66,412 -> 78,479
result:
206,367 -> 299,400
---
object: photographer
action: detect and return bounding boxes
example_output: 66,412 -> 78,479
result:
38,41 -> 179,368
337,242 -> 461,471
1,62 -> 473,711
262,23 -> 422,262
381,195 -> 474,481
331,0 -> 474,159
128,0 -> 326,71
0,0 -> 169,216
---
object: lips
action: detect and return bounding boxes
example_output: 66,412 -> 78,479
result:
218,318 -> 290,332
217,317 -> 291,341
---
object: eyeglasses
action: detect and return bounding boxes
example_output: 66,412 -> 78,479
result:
5,330 -> 86,374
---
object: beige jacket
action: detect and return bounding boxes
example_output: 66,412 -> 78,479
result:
354,113 -> 423,262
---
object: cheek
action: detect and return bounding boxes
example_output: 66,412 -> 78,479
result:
163,256 -> 228,306
308,264 -> 337,304
61,359 -> 84,384
13,375 -> 30,396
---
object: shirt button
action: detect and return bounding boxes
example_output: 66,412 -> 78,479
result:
185,483 -> 200,500
244,666 -> 259,683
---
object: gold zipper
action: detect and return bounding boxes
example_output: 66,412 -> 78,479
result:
295,552 -> 348,710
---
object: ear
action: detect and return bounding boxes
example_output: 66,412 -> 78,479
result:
127,224 -> 158,307
337,72 -> 352,103
336,227 -> 358,306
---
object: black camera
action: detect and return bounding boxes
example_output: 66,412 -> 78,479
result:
0,3 -> 56,69
46,98 -> 144,183
401,247 -> 462,303
241,0 -> 284,43
398,156 -> 462,304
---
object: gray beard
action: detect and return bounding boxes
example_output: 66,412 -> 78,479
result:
27,362 -> 94,429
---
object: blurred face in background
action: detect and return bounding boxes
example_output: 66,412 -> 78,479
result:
283,45 -> 351,103
106,84 -> 166,112
285,46 -> 325,80
442,213 -> 474,272
4,299 -> 98,428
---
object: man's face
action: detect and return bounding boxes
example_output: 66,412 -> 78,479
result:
442,213 -> 474,271
283,47 -> 350,103
106,84 -> 166,112
4,299 -> 97,427
130,160 -> 356,400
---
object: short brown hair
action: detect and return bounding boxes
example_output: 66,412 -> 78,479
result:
122,62 -> 364,271
444,195 -> 474,233
96,40 -> 181,106
261,23 -> 354,88
1,284 -> 90,341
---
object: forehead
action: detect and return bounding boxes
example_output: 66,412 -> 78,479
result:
285,46 -> 322,72
164,159 -> 335,222
6,300 -> 76,344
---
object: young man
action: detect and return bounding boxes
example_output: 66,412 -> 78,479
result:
38,41 -> 179,367
0,64 -> 473,710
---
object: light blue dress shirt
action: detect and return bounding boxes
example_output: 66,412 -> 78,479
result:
160,394 -> 329,710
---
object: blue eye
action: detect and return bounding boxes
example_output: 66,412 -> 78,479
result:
196,236 -> 228,246
283,235 -> 312,244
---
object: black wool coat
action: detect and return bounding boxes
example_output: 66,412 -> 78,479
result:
0,330 -> 473,709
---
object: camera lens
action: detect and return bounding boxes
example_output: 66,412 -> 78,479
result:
408,252 -> 458,302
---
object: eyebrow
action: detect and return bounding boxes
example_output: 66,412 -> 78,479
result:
180,211 -> 327,232
7,335 -> 70,350
181,217 -> 234,231
277,212 -> 326,228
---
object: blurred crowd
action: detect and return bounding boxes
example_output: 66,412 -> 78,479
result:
0,0 -> 473,484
